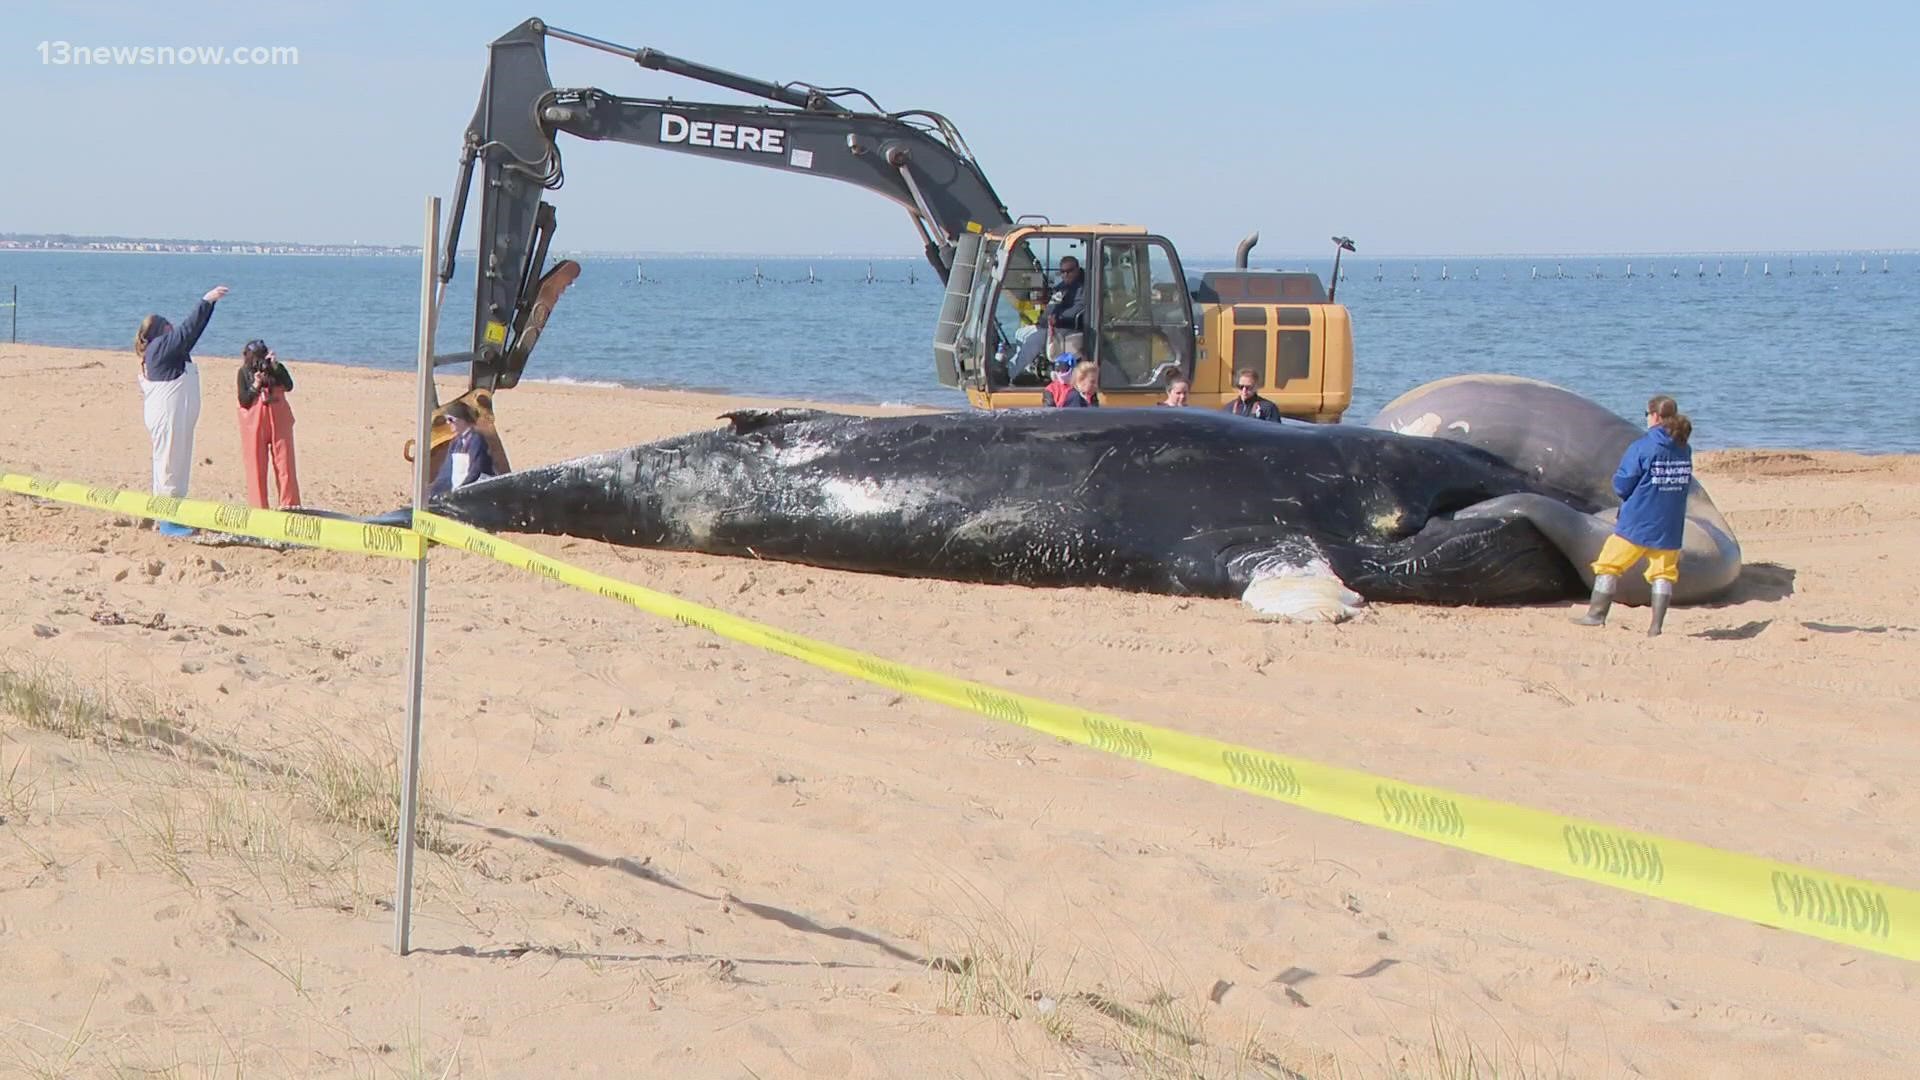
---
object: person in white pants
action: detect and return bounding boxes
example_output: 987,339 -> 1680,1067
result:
133,285 -> 228,535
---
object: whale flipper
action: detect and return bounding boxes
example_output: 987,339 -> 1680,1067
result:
1229,541 -> 1368,623
1242,567 -> 1368,623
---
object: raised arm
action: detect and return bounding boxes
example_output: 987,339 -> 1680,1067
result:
170,285 -> 229,353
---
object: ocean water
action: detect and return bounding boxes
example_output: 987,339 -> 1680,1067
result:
3,250 -> 1915,452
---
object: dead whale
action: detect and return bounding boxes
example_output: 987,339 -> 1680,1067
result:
412,405 -> 1604,622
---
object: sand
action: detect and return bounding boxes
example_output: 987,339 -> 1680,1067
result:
1,341 -> 1916,1078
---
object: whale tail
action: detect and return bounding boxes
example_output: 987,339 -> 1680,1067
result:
1451,493 -> 1740,607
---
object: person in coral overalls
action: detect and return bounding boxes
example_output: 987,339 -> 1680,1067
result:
235,339 -> 302,509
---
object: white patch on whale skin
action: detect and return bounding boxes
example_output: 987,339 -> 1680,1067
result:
820,476 -> 943,520
820,476 -> 893,516
1390,411 -> 1444,438
1369,508 -> 1407,535
774,441 -> 833,467
676,505 -> 724,545
1386,412 -> 1470,440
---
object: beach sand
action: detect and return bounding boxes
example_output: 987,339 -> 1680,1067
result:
2,341 -> 1916,1078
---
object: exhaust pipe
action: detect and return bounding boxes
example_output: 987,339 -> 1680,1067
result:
1234,231 -> 1259,269
1328,235 -> 1356,302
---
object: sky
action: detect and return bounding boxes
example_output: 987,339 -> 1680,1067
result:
3,0 -> 1915,257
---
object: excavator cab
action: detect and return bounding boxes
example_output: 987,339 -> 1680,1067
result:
941,225 -> 1193,402
939,224 -> 1352,419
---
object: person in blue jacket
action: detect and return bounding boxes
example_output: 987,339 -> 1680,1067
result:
133,285 -> 229,536
1572,394 -> 1695,636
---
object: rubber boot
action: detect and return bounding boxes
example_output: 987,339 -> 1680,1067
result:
1572,574 -> 1616,626
1647,579 -> 1673,638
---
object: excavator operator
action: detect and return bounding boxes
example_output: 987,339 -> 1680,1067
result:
1009,256 -> 1090,383
1046,256 -> 1088,334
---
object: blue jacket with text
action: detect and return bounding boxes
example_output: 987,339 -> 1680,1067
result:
1611,426 -> 1693,551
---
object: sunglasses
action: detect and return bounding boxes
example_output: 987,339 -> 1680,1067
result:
1237,384 -> 1256,391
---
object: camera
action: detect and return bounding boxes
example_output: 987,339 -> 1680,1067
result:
243,340 -> 275,378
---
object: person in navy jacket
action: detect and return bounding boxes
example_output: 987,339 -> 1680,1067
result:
430,401 -> 499,496
1223,368 -> 1283,422
1572,394 -> 1695,636
1044,256 -> 1087,334
133,285 -> 228,535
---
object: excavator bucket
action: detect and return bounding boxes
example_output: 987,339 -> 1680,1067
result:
404,261 -> 572,479
496,259 -> 582,390
402,388 -> 514,487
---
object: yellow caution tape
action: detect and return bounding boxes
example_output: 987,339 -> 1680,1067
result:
2,472 -> 423,560
8,469 -> 1912,961
413,510 -> 1918,964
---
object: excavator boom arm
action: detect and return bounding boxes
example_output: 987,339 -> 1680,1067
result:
444,17 -> 1012,391
542,90 -> 1008,257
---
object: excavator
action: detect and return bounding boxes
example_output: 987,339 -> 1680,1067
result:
414,17 -> 1356,474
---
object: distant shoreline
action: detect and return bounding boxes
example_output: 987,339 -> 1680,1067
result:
0,248 -> 929,261
0,248 -> 418,258
5,245 -> 1916,262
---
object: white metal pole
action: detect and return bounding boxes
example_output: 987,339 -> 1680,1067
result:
394,195 -> 440,955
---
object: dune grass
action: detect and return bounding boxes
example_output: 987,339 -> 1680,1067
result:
0,657 -> 480,1077
0,657 -> 462,914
